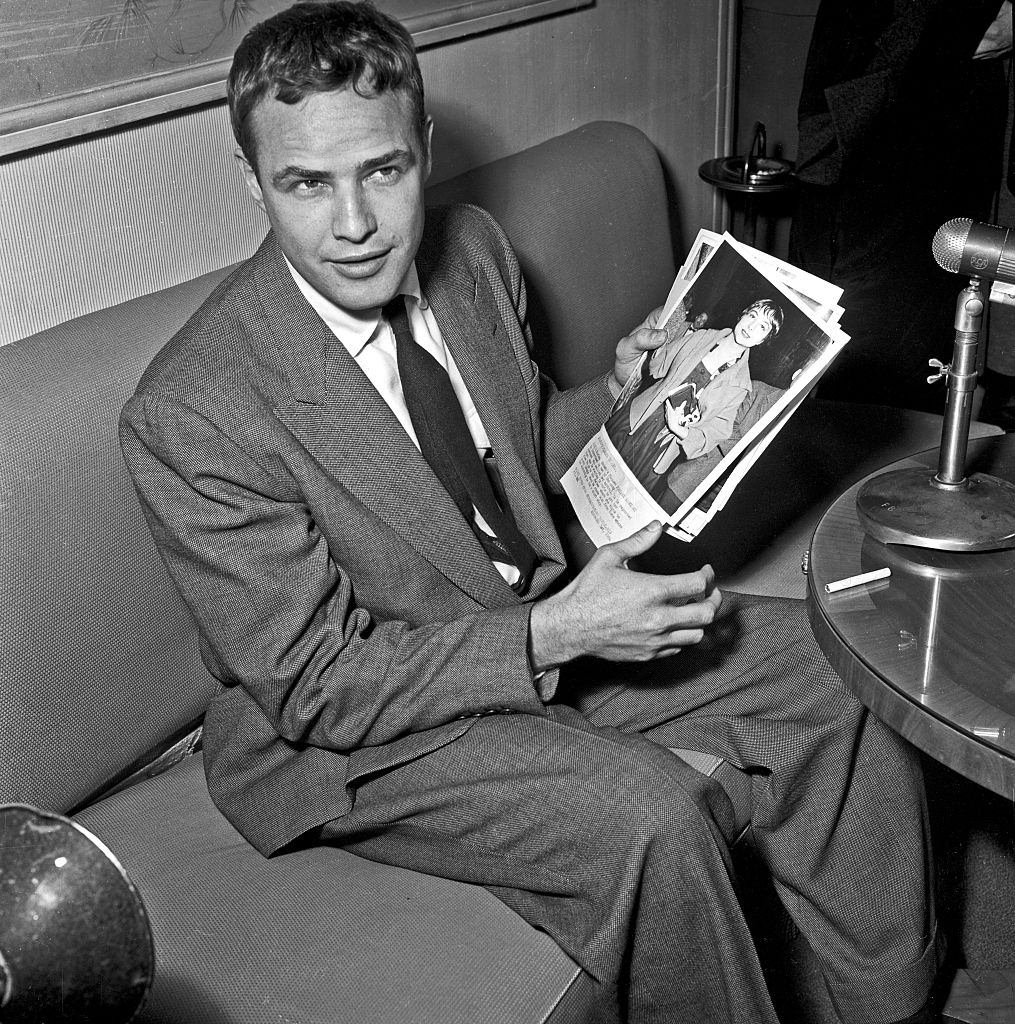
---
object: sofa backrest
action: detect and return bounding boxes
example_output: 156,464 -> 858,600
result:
0,120 -> 675,814
0,270 -> 231,813
427,121 -> 676,388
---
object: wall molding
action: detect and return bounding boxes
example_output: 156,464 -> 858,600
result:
708,0 -> 739,234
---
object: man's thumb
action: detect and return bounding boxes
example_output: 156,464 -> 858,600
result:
601,520 -> 663,563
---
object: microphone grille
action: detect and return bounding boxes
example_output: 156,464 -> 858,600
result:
932,218 -> 974,273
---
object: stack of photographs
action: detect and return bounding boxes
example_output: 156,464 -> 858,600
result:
562,230 -> 848,545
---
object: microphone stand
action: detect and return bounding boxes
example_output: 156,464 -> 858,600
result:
856,276 -> 1015,551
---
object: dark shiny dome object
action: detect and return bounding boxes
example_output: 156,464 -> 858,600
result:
0,804 -> 154,1023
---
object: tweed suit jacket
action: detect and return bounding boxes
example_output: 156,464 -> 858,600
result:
120,203 -> 616,856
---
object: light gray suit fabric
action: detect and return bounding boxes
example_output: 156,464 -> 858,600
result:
122,203 -> 939,1024
121,205 -> 608,853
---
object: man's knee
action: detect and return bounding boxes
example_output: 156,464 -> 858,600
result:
472,712 -> 737,862
581,735 -> 737,856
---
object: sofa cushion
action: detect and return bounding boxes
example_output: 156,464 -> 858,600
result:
74,753 -> 594,1024
0,269 -> 235,814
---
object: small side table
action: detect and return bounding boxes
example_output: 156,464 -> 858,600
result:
698,123 -> 795,250
807,433 -> 1015,1024
807,435 -> 1015,796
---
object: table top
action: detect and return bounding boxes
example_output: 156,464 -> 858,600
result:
698,157 -> 797,195
807,434 -> 1015,799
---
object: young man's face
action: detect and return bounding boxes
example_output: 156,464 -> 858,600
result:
239,85 -> 432,311
732,307 -> 775,348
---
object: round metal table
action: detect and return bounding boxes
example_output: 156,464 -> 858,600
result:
807,434 -> 1015,800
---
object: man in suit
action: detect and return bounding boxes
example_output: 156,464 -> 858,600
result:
120,3 -> 944,1022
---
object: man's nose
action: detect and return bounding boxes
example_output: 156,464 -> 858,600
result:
331,188 -> 377,242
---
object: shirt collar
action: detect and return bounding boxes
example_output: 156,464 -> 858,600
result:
283,255 -> 423,358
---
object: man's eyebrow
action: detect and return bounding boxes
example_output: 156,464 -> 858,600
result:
271,149 -> 416,189
272,164 -> 330,188
358,147 -> 416,172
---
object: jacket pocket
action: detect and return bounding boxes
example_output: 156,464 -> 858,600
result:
344,718 -> 476,788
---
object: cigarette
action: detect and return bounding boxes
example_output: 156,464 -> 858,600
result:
824,567 -> 891,594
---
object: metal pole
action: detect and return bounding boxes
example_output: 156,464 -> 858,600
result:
934,278 -> 984,488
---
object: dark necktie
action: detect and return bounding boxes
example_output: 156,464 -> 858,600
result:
385,296 -> 538,588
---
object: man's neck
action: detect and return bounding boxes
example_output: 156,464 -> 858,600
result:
282,254 -> 422,357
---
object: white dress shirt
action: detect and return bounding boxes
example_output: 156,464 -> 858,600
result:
285,258 -> 520,586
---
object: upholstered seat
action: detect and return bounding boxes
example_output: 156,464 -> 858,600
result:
75,755 -> 595,1024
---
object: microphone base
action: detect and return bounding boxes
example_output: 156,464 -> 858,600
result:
857,467 -> 1015,551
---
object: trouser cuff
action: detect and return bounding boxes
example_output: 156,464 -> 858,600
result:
826,925 -> 946,1024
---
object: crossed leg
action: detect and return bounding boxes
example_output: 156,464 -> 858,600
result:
322,595 -> 939,1024
571,593 -> 941,1023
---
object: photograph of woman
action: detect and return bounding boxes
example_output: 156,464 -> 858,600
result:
564,235 -> 846,545
606,297 -> 785,513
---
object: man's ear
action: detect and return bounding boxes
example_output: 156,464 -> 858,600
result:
235,148 -> 267,214
422,116 -> 435,182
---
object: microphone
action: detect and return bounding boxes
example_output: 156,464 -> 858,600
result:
855,217 -> 1015,552
932,217 -> 1015,284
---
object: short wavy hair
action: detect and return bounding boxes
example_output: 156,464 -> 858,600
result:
740,297 -> 784,339
228,1 -> 426,173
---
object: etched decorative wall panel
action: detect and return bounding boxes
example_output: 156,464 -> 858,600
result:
0,0 -> 591,155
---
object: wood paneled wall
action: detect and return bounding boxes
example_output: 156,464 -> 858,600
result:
0,0 -> 735,346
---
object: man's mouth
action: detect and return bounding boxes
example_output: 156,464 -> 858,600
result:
330,250 -> 390,278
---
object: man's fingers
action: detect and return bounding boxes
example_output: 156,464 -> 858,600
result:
635,626 -> 709,660
632,305 -> 666,332
655,565 -> 717,603
663,627 -> 707,649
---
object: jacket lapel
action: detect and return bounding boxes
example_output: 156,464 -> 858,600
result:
251,235 -> 528,607
424,257 -> 567,589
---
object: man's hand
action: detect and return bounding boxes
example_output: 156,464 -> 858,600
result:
975,2 -> 1012,59
612,307 -> 668,397
529,521 -> 722,672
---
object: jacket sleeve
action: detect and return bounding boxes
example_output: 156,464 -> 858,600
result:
542,373 -> 616,488
120,394 -> 548,755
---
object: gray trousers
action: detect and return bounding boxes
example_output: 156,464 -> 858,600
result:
321,595 -> 940,1024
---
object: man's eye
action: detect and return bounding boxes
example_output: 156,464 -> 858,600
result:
293,179 -> 325,192
369,166 -> 401,183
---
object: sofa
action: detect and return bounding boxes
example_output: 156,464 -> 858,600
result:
1,120 -> 1000,1023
